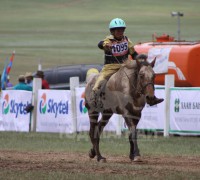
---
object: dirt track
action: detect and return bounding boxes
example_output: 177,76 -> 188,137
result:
0,150 -> 199,177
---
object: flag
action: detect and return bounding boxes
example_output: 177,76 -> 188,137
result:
1,58 -> 9,90
6,51 -> 15,75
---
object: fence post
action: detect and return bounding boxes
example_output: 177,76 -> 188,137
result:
116,115 -> 123,136
70,77 -> 79,133
31,78 -> 42,132
164,75 -> 174,137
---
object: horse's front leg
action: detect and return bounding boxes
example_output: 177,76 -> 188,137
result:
89,110 -> 112,162
88,110 -> 99,159
95,111 -> 112,162
124,117 -> 142,162
129,125 -> 142,162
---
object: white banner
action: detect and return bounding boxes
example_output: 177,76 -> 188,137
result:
1,90 -> 32,132
76,87 -> 89,131
170,88 -> 200,135
36,90 -> 73,133
138,88 -> 165,130
75,87 -> 119,132
148,47 -> 172,74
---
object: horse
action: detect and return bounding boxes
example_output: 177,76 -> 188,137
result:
85,58 -> 156,162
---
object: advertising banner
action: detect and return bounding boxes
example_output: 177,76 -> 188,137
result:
170,88 -> 200,135
36,90 -> 73,133
0,96 -> 4,131
75,87 -> 89,131
148,47 -> 172,74
75,87 -> 119,132
1,90 -> 32,132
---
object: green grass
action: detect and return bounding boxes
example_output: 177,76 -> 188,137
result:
0,170 -> 199,180
0,0 -> 200,84
0,131 -> 199,156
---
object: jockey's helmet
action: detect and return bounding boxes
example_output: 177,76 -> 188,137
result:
109,18 -> 126,30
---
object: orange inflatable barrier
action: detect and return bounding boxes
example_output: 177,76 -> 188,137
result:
134,35 -> 200,87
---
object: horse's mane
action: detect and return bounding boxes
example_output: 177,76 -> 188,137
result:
123,59 -> 152,70
139,60 -> 151,67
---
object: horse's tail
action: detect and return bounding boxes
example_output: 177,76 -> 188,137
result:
86,68 -> 99,83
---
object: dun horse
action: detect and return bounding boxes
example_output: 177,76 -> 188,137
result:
85,58 -> 156,162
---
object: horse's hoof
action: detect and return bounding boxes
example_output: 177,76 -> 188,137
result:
99,158 -> 107,163
97,156 -> 107,163
100,158 -> 107,163
129,154 -> 134,161
88,149 -> 96,159
133,156 -> 143,162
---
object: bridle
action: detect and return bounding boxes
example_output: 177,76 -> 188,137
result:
138,82 -> 154,95
136,64 -> 155,96
128,63 -> 154,97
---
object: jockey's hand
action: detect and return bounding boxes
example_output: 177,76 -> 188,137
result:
103,43 -> 112,52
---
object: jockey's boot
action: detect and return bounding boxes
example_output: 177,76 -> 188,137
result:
146,96 -> 164,106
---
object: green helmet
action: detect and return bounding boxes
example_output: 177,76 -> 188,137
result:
109,18 -> 126,29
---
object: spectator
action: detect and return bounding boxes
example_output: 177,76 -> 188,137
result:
35,70 -> 49,89
25,72 -> 33,87
6,75 -> 13,88
13,75 -> 32,91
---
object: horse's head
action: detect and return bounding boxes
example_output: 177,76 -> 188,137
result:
135,57 -> 156,99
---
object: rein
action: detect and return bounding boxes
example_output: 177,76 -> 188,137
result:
112,54 -> 154,97
113,55 -> 138,92
122,62 -> 154,97
113,55 -> 146,97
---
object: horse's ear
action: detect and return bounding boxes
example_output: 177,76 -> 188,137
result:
150,57 -> 156,68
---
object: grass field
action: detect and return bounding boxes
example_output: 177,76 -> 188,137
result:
0,0 -> 200,84
0,131 -> 200,179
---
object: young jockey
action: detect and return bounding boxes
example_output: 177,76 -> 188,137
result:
91,18 -> 163,107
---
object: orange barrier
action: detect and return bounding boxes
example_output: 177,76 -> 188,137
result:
134,36 -> 200,87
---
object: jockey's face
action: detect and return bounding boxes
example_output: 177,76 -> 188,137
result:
112,28 -> 125,40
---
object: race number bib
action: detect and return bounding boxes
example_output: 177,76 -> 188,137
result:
112,41 -> 128,56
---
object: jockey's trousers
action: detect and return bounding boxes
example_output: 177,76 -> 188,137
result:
92,63 -> 122,92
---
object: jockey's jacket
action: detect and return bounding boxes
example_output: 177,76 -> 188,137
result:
98,35 -> 138,64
